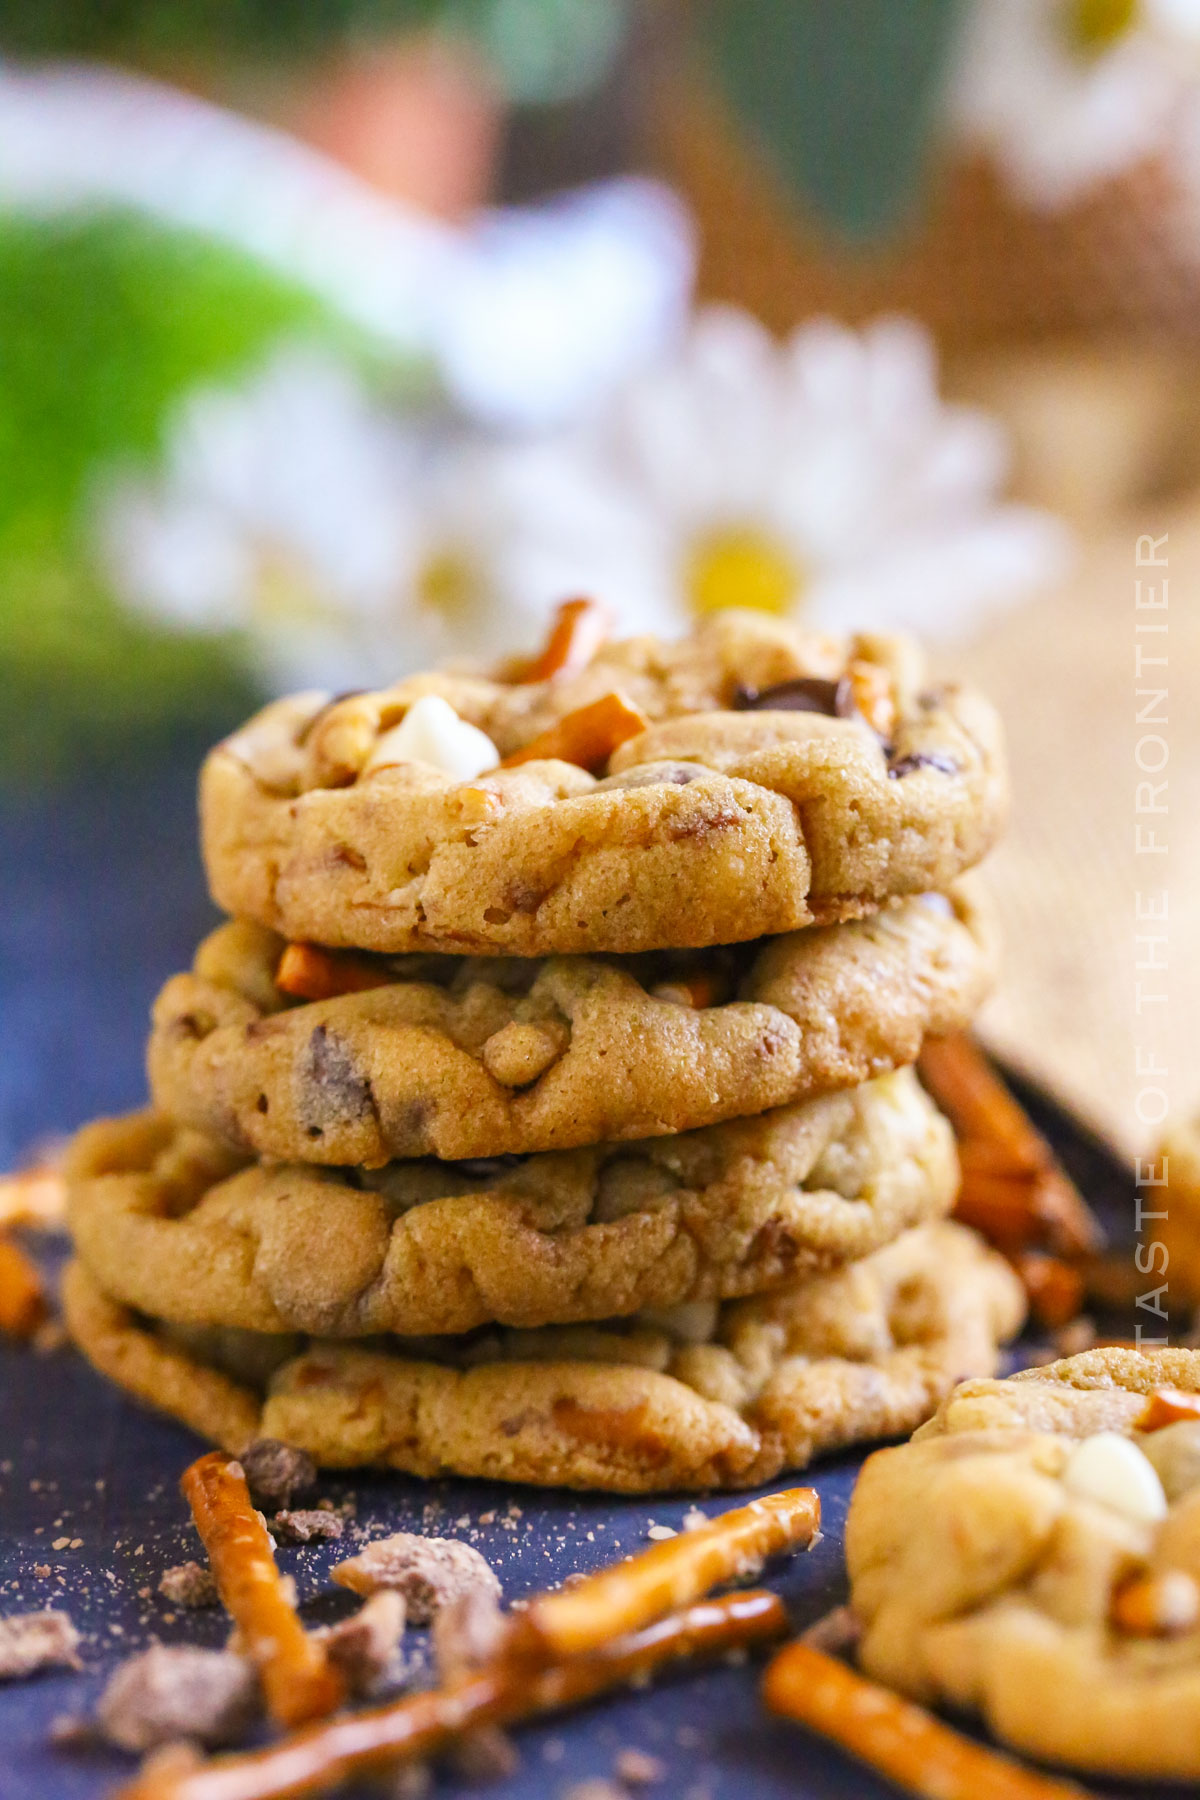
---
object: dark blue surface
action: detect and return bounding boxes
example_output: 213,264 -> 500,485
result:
0,755 -> 1164,1799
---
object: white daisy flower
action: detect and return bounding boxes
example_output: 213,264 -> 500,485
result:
947,0 -> 1200,209
94,342 -> 543,692
486,307 -> 1070,643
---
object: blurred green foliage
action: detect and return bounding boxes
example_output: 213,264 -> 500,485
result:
702,0 -> 963,242
0,210 -> 328,783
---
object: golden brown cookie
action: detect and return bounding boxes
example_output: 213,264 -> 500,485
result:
62,1222 -> 1024,1493
67,1069 -> 957,1336
847,1347 -> 1200,1780
201,613 -> 1007,956
146,884 -> 993,1164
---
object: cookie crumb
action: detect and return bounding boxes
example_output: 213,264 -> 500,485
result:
560,1781 -> 626,1800
0,1610 -> 81,1678
615,1749 -> 666,1785
271,1508 -> 344,1545
158,1562 -> 217,1609
384,1765 -> 432,1800
332,1534 -> 501,1624
238,1439 -> 316,1508
96,1645 -> 259,1751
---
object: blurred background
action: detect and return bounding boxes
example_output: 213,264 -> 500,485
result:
1,0 -> 1197,1166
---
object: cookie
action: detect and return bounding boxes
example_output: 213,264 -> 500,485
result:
67,1069 -> 957,1336
147,884 -> 993,1164
62,1222 -> 1024,1493
847,1348 -> 1200,1780
201,613 -> 1007,956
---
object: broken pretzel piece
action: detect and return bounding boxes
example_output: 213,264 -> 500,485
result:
764,1640 -> 1091,1800
180,1452 -> 344,1729
500,692 -> 648,774
115,1590 -> 786,1800
505,1486 -> 818,1664
275,944 -> 391,1004
0,1234 -> 48,1339
524,598 -> 611,683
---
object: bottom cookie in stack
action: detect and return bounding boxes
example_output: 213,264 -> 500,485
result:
62,1066 -> 1026,1493
63,1216 -> 1024,1494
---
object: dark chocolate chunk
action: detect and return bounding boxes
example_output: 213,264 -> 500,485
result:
300,1025 -> 374,1130
888,752 -> 959,779
733,676 -> 855,717
239,1437 -> 316,1508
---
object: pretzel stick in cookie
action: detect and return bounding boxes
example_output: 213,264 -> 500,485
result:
275,943 -> 391,1003
0,1234 -> 47,1338
1137,1386 -> 1200,1431
764,1642 -> 1092,1800
500,692 -> 648,773
180,1453 -> 344,1728
117,1589 -> 787,1800
507,1487 -> 819,1663
525,597 -> 611,682
920,1036 -> 1102,1260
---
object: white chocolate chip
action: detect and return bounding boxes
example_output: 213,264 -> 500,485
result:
1139,1421 -> 1200,1500
1063,1432 -> 1168,1524
363,695 -> 498,782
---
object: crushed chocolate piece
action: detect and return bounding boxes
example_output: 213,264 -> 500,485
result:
887,751 -> 959,779
332,1533 -> 501,1624
615,1747 -> 666,1785
316,1592 -> 406,1696
448,1724 -> 519,1784
96,1645 -> 259,1752
733,676 -> 853,717
271,1508 -> 345,1545
799,1604 -> 862,1657
0,1610 -> 81,1679
238,1438 -> 316,1508
385,1765 -> 433,1800
431,1584 -> 505,1682
301,1025 -> 374,1133
158,1562 -> 218,1609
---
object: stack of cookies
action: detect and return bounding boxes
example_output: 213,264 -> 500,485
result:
63,607 -> 1026,1492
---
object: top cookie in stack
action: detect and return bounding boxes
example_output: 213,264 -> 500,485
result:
63,605 -> 1026,1491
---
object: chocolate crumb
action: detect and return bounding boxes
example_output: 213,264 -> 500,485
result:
800,1604 -> 862,1657
271,1508 -> 344,1545
615,1748 -> 667,1785
0,1610 -> 81,1679
96,1645 -> 259,1751
316,1592 -> 405,1696
332,1533 -> 501,1624
431,1585 -> 505,1682
158,1562 -> 217,1609
448,1724 -> 519,1784
238,1438 -> 316,1509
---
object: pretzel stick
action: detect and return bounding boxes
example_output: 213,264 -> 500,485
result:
526,598 -> 611,682
506,1487 -> 818,1663
650,971 -> 727,1009
764,1642 -> 1092,1800
275,943 -> 392,1003
1013,1253 -> 1086,1330
0,1164 -> 67,1229
0,1234 -> 48,1338
116,1589 -> 787,1800
500,692 -> 648,773
920,1036 -> 1102,1259
180,1453 -> 344,1728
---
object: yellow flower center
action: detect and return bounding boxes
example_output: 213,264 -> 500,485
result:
418,548 -> 479,621
685,528 -> 801,618
1065,0 -> 1139,54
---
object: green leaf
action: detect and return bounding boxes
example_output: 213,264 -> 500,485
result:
701,0 -> 964,244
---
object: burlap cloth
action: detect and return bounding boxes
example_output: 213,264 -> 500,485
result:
953,508 -> 1200,1160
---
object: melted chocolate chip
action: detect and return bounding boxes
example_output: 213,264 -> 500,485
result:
733,676 -> 856,717
888,752 -> 959,779
300,1025 -> 374,1127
